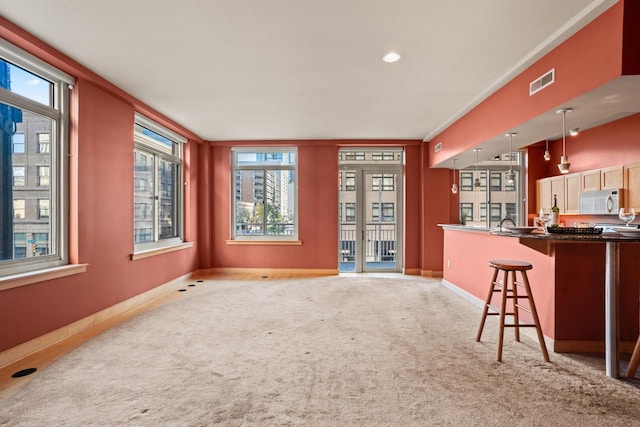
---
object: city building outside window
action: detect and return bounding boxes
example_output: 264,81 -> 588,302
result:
460,203 -> 473,223
345,203 -> 356,222
460,172 -> 473,191
133,113 -> 186,251
0,38 -> 73,277
232,148 -> 297,240
38,199 -> 50,218
344,152 -> 365,161
12,133 -> 24,153
12,166 -> 25,186
490,203 -> 502,222
479,171 -> 487,190
37,132 -> 50,153
372,202 -> 394,221
13,233 -> 26,259
13,199 -> 25,219
372,173 -> 394,191
457,152 -> 523,228
372,152 -> 396,161
345,171 -> 356,191
490,171 -> 502,191
480,203 -> 487,220
38,166 -> 49,186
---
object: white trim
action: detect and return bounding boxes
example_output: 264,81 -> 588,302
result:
131,242 -> 193,260
134,112 -> 187,144
231,147 -> 299,241
0,37 -> 71,279
0,38 -> 74,85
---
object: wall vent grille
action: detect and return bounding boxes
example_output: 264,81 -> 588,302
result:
434,142 -> 442,152
529,68 -> 555,96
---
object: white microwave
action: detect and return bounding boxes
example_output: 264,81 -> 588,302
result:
579,189 -> 621,214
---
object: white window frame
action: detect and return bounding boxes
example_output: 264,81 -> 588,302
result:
0,38 -> 73,278
231,147 -> 298,241
133,113 -> 186,253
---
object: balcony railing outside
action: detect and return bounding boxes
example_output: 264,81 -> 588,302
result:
339,222 -> 396,266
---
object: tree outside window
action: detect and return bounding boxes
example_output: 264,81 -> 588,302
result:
232,149 -> 297,239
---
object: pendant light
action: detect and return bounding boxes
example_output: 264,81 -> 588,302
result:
473,148 -> 482,189
451,158 -> 458,194
556,108 -> 572,174
543,139 -> 551,161
505,133 -> 516,185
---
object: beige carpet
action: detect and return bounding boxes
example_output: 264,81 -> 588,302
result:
2,274 -> 640,426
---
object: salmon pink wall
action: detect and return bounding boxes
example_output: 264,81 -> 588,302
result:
208,141 -> 424,272
210,143 -> 339,270
443,229 -> 556,338
422,169 -> 454,275
404,144 -> 422,272
537,113 -> 640,177
421,144 -> 452,274
429,2 -> 626,167
0,79 -> 199,352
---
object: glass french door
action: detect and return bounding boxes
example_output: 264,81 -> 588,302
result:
338,150 -> 402,273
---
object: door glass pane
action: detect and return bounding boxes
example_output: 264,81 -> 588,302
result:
338,170 -> 357,272
365,172 -> 397,270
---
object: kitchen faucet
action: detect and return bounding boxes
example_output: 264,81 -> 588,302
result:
498,217 -> 516,231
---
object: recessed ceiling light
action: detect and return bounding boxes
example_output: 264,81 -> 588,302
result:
383,52 -> 400,63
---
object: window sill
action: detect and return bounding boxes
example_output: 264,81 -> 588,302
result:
0,263 -> 88,292
131,242 -> 194,260
226,240 -> 303,246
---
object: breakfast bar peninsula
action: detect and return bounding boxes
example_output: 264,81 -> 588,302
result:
440,224 -> 640,378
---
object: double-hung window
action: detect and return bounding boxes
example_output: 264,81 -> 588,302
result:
133,113 -> 185,252
232,148 -> 297,240
0,39 -> 73,278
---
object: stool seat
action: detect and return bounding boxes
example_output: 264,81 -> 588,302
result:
476,259 -> 549,362
488,259 -> 532,271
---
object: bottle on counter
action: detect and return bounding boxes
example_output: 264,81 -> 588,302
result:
551,194 -> 560,227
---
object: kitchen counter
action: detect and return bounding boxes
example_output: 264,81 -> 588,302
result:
440,224 -> 640,378
486,227 -> 640,377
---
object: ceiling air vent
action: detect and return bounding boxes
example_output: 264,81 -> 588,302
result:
529,68 -> 555,96
434,142 -> 442,152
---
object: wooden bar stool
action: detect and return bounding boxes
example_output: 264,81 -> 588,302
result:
626,335 -> 640,378
476,259 -> 550,362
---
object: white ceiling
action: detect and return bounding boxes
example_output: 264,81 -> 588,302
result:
0,0 -> 621,147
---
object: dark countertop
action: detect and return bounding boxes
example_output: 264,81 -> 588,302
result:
490,230 -> 640,242
439,224 -> 640,242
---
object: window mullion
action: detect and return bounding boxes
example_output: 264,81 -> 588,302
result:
153,154 -> 160,242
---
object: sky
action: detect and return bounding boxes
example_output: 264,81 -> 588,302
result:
1,59 -> 51,106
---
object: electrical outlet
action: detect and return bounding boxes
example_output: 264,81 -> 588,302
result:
447,260 -> 451,268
